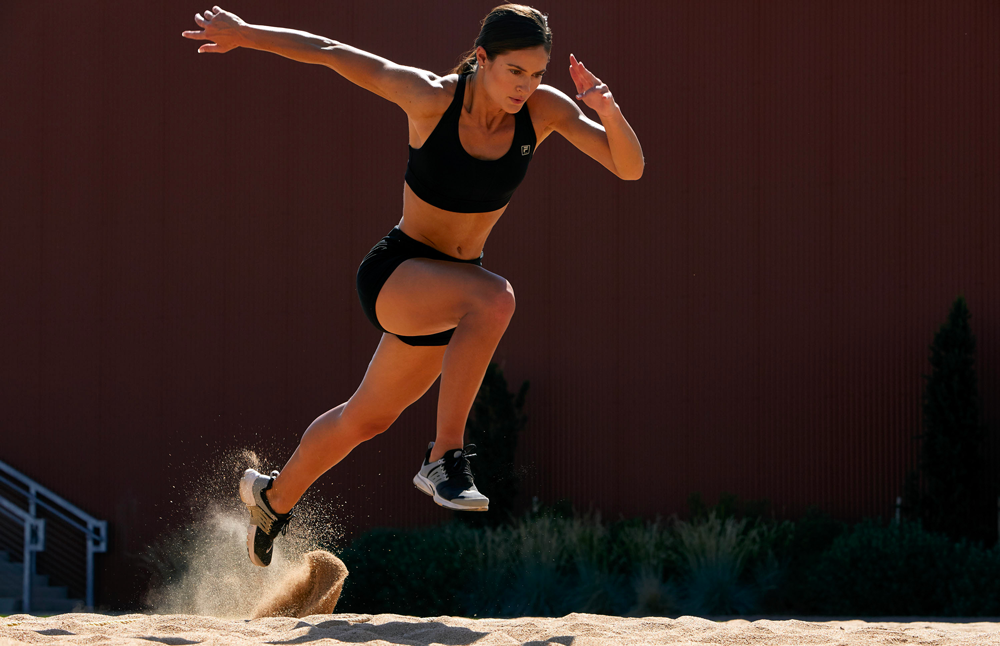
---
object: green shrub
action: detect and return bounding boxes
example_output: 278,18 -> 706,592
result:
337,510 -> 783,617
670,512 -> 789,615
775,508 -> 846,613
944,542 -> 1000,615
804,519 -> 996,616
334,506 -> 1000,618
336,524 -> 477,615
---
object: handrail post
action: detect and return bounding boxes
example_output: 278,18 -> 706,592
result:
27,484 -> 37,518
20,517 -> 45,614
22,522 -> 31,615
86,524 -> 95,609
85,520 -> 108,609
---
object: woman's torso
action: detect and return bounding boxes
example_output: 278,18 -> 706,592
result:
399,73 -> 548,260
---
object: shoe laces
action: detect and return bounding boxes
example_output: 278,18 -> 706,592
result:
256,471 -> 293,536
443,445 -> 478,484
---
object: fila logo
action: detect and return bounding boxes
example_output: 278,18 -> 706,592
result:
521,145 -> 531,156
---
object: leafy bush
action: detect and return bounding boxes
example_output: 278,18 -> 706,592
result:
336,524 -> 477,616
774,507 -> 846,612
334,505 -> 1000,618
337,514 -> 637,617
335,509 -> 780,617
671,512 -> 791,615
803,518 -> 1000,616
945,541 -> 1000,615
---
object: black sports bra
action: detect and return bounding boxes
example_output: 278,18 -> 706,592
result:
404,73 -> 536,213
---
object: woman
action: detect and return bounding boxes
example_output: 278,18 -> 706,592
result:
183,4 -> 643,567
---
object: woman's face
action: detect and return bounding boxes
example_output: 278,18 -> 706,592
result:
476,45 -> 549,112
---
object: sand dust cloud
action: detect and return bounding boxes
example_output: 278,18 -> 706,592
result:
142,448 -> 347,618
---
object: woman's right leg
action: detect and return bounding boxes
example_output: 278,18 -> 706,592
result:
265,333 -> 448,514
374,258 -> 516,464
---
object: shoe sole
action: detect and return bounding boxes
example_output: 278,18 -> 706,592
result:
412,473 -> 488,512
239,470 -> 269,567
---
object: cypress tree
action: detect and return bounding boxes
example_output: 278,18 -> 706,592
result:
918,296 -> 987,542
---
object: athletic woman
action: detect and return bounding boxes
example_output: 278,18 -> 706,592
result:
183,4 -> 643,567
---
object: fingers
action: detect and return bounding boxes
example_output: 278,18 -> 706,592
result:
198,42 -> 233,54
568,54 -> 586,94
194,7 -> 221,27
569,53 -> 603,99
576,61 -> 601,86
570,54 -> 600,82
184,13 -> 208,40
185,8 -> 220,43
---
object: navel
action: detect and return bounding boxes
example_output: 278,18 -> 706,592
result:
457,246 -> 463,256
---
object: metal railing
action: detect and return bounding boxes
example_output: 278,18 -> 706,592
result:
0,497 -> 45,613
0,460 -> 107,612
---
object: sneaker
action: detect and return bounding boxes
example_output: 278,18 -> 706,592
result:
412,442 -> 489,511
239,469 -> 293,567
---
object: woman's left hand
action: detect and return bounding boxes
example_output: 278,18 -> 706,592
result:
569,54 -> 616,117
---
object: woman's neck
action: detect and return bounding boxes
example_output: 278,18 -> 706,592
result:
466,70 -> 508,130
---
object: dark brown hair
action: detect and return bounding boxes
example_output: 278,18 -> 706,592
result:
450,4 -> 552,75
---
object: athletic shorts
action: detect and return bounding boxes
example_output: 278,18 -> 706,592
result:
356,227 -> 483,346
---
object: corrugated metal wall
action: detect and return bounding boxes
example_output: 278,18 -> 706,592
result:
2,0 -> 998,606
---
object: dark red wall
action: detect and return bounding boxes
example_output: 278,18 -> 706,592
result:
2,0 -> 998,607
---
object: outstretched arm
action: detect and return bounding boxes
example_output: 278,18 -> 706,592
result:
535,54 -> 644,180
181,7 -> 442,113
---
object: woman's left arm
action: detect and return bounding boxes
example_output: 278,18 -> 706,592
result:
536,54 -> 644,180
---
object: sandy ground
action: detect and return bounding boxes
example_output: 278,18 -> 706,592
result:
3,613 -> 1000,645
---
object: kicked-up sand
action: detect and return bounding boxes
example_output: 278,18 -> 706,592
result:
3,612 -> 1000,645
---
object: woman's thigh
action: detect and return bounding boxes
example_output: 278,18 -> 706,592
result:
375,258 -> 514,338
340,332 -> 447,431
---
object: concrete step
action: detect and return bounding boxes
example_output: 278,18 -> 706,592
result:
0,596 -> 82,614
31,586 -> 69,602
0,564 -> 74,613
0,557 -> 83,613
0,575 -> 52,597
0,561 -> 23,576
32,597 -> 83,613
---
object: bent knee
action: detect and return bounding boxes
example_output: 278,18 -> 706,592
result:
475,277 -> 516,323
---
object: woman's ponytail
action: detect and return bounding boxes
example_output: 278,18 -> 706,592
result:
450,49 -> 478,75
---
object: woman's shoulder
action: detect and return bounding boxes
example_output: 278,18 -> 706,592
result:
399,70 -> 461,118
526,84 -> 578,125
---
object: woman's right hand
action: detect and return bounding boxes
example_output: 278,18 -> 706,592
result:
182,6 -> 246,54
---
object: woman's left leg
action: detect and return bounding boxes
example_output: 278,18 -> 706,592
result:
265,333 -> 448,514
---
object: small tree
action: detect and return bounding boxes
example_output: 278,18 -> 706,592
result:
458,362 -> 529,527
915,296 -> 989,542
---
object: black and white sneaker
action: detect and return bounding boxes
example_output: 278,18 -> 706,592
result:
413,442 -> 489,511
239,469 -> 293,567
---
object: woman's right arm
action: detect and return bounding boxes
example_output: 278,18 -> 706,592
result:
182,6 -> 442,112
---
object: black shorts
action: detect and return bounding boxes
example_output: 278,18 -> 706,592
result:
356,227 -> 483,346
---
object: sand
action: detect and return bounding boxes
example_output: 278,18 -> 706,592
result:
3,612 -> 1000,645
251,550 -> 348,618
